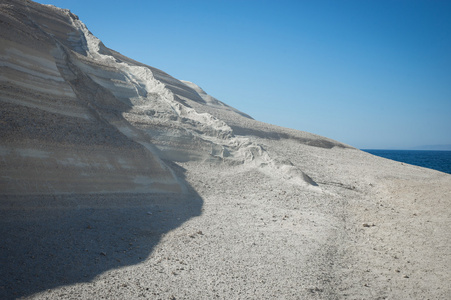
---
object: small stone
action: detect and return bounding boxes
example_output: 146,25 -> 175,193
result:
308,287 -> 323,293
100,252 -> 106,256
403,275 -> 409,278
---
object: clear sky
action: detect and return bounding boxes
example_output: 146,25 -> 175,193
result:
35,0 -> 451,149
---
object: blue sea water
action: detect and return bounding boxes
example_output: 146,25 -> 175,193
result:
362,150 -> 451,175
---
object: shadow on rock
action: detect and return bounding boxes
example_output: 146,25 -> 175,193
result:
0,167 -> 202,299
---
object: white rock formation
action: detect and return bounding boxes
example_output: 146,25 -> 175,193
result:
1,0 -> 339,194
0,1 -> 450,299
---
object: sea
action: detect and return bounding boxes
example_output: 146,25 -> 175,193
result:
362,150 -> 451,175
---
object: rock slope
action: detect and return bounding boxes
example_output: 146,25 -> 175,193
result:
1,1 -> 450,299
0,0 -> 346,195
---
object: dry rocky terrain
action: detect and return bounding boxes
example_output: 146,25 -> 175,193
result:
1,1 -> 450,299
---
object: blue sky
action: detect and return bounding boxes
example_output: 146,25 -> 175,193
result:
36,0 -> 451,149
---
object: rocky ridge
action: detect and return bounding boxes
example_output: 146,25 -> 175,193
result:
0,0 -> 348,195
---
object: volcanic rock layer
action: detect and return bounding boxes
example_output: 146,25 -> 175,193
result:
0,0 -> 346,195
1,1 -> 450,299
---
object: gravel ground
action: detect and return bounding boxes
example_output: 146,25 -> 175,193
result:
2,145 -> 450,299
1,1 -> 450,299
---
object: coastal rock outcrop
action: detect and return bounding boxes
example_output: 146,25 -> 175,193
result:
2,1 -> 449,300
0,0 -> 347,195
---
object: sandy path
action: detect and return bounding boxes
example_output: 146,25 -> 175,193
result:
19,165 -> 341,299
2,148 -> 450,299
338,175 -> 451,299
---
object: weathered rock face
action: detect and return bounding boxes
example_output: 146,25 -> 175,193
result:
0,0 -> 349,195
2,2 -> 451,300
0,0 -> 187,194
